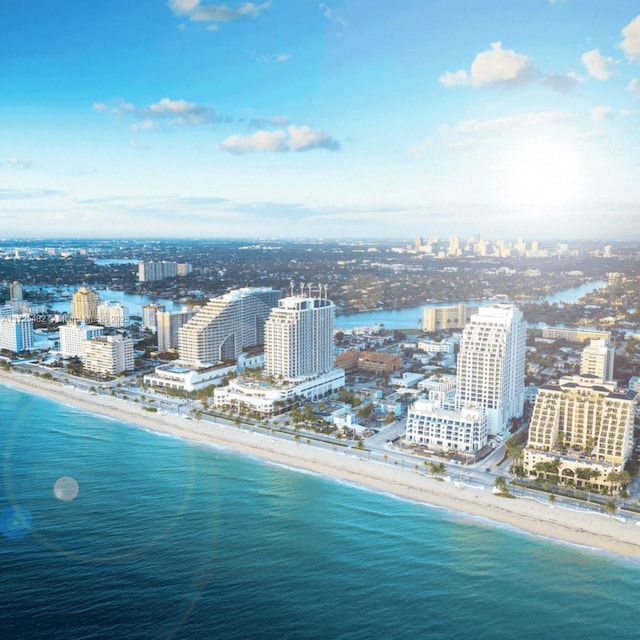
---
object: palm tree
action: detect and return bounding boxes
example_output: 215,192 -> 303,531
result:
604,499 -> 617,517
494,476 -> 510,496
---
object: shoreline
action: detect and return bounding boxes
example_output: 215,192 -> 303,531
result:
2,368 -> 640,560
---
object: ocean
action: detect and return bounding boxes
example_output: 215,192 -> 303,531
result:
1,384 -> 638,640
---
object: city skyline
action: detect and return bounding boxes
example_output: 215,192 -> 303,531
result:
2,2 -> 640,240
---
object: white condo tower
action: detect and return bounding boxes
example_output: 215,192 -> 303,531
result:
264,296 -> 335,380
456,305 -> 526,438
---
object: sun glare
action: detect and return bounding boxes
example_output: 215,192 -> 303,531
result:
498,137 -> 585,209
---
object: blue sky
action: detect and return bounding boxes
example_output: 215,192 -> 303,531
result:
2,1 -> 640,240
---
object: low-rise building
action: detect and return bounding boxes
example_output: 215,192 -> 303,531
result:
213,369 -> 345,416
405,399 -> 487,454
144,362 -> 235,392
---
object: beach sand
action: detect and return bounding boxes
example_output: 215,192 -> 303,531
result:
2,368 -> 639,559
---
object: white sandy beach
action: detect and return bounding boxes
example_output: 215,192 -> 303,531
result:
2,368 -> 640,559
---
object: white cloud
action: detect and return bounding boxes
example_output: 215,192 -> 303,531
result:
218,125 -> 340,154
449,111 -> 571,136
581,49 -> 619,80
621,15 -> 640,63
628,78 -> 640,95
129,140 -> 150,149
95,97 -> 228,128
168,1 -> 271,29
218,129 -> 288,153
439,42 -> 532,88
130,118 -> 155,132
93,99 -> 135,116
438,70 -> 470,87
591,106 -> 613,122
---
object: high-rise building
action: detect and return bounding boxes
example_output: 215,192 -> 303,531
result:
157,308 -> 199,352
580,339 -> 615,383
456,305 -> 526,437
213,293 -> 344,414
97,301 -> 128,328
0,314 -> 34,354
138,261 -> 192,282
264,296 -> 335,380
9,281 -> 23,301
83,334 -> 134,375
142,304 -> 166,332
71,286 -> 100,323
59,322 -> 104,357
447,236 -> 460,257
523,375 -> 635,492
178,288 -> 281,367
422,304 -> 473,332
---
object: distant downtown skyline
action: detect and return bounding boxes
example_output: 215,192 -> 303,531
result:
2,2 -> 640,240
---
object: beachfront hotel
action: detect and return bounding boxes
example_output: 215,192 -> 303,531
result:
456,305 -> 526,438
178,288 -> 281,367
405,399 -> 487,455
523,374 -> 635,492
264,295 -> 335,379
405,305 -> 525,453
214,293 -> 345,415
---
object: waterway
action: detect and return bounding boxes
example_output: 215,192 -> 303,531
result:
44,289 -> 185,319
334,280 -> 607,330
32,280 -> 606,329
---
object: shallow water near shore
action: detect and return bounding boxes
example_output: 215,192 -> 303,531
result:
1,384 -> 639,640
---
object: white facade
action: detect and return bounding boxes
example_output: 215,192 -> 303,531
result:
580,339 -> 614,383
214,369 -> 345,416
264,296 -> 335,380
157,309 -> 199,351
83,334 -> 134,375
59,323 -> 104,357
142,304 -> 166,331
417,340 -> 454,354
138,261 -> 191,282
178,288 -> 280,367
0,314 -> 34,354
97,301 -> 128,328
144,362 -> 235,392
456,305 -> 526,438
406,399 -> 487,454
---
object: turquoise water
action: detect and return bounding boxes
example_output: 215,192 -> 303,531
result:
1,384 -> 638,639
